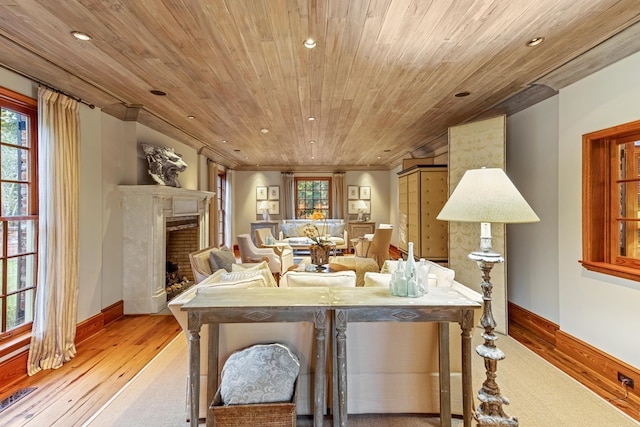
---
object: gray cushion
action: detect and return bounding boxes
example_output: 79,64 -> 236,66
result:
209,246 -> 236,272
281,222 -> 298,238
330,223 -> 345,237
220,343 -> 300,405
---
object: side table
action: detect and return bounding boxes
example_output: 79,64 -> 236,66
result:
350,237 -> 371,257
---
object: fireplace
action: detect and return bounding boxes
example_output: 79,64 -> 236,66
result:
165,215 -> 199,300
120,185 -> 215,314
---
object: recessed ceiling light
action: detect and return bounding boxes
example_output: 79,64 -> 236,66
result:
526,37 -> 545,47
454,91 -> 471,98
309,140 -> 315,144
260,128 -> 269,134
71,31 -> 91,41
308,117 -> 315,121
311,156 -> 315,159
222,140 -> 227,144
304,38 -> 316,49
187,115 -> 195,120
150,89 -> 167,96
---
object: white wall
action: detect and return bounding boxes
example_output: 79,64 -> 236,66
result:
509,52 -> 640,368
344,170 -> 391,226
507,96 -> 560,323
77,104 -> 104,321
557,52 -> 640,367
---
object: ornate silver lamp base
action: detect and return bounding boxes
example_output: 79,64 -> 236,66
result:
468,250 -> 518,427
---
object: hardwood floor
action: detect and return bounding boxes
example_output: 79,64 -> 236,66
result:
0,314 -> 181,427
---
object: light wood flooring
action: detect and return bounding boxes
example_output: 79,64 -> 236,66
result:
0,314 -> 181,427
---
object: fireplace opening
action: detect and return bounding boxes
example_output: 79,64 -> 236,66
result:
166,215 -> 199,301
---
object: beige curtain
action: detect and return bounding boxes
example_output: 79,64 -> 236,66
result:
27,87 -> 80,376
224,170 -> 233,248
332,172 -> 345,219
208,161 -> 218,247
282,172 -> 295,219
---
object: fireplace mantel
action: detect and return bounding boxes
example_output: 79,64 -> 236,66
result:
119,185 -> 215,314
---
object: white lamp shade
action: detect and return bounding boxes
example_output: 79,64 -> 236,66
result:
437,168 -> 540,224
258,200 -> 270,210
355,200 -> 368,211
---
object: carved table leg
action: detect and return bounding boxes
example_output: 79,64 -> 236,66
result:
314,310 -> 327,427
187,312 -> 201,427
438,322 -> 451,427
460,309 -> 475,427
334,309 -> 348,427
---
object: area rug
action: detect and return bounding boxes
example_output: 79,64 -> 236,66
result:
84,328 -> 639,426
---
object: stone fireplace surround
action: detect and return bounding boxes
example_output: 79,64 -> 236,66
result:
119,185 -> 215,314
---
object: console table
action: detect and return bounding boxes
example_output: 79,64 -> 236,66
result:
182,286 -> 480,427
330,287 -> 478,427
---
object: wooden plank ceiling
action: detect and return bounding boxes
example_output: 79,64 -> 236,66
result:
0,0 -> 639,171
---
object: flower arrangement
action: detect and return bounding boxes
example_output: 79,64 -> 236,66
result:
306,210 -> 331,247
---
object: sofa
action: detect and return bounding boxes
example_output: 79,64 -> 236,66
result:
169,260 -> 481,419
278,219 -> 348,251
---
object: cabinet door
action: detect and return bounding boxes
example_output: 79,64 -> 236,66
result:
406,172 -> 421,256
398,175 -> 408,252
420,170 -> 448,260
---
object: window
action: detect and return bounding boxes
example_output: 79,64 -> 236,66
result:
0,87 -> 38,340
582,119 -> 640,281
217,171 -> 226,247
295,178 -> 331,219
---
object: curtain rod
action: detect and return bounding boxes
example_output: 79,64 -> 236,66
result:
38,82 -> 95,109
1,64 -> 95,109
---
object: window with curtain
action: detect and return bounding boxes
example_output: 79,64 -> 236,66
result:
0,87 -> 38,340
582,119 -> 640,281
295,177 -> 331,219
217,170 -> 226,247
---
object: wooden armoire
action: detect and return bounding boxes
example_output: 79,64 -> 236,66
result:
398,165 -> 448,262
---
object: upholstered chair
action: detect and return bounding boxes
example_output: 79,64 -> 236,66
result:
254,227 -> 277,247
236,234 -> 294,275
188,246 -> 259,283
355,226 -> 393,269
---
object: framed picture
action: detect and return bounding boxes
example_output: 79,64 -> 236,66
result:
256,186 -> 268,200
359,186 -> 371,200
268,185 -> 280,200
348,185 -> 359,200
256,200 -> 268,215
268,200 -> 280,215
347,200 -> 359,215
363,200 -> 371,213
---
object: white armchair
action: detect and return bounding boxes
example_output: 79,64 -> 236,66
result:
236,234 -> 293,275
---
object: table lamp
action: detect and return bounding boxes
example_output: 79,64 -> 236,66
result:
437,167 -> 539,427
258,200 -> 270,221
355,200 -> 368,221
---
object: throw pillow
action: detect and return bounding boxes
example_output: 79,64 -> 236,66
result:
315,221 -> 329,236
302,224 -> 319,238
209,246 -> 236,272
330,223 -> 345,238
232,261 -> 278,288
221,343 -> 300,405
281,222 -> 298,238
